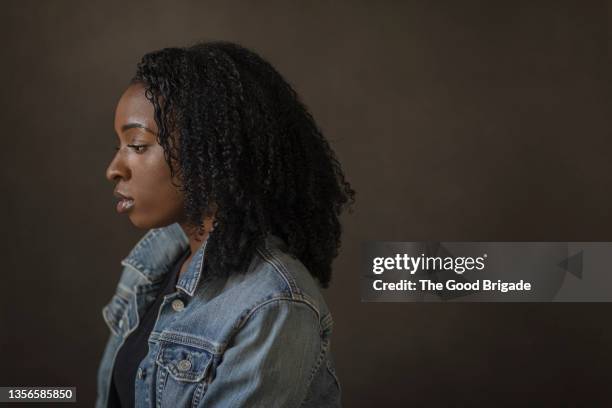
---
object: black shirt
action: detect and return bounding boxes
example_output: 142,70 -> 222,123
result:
107,247 -> 191,408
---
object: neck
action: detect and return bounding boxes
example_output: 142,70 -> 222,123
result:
178,217 -> 214,256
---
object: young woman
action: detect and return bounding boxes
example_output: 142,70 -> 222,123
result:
96,41 -> 355,408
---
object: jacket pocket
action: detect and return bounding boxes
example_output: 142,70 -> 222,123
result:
155,341 -> 214,407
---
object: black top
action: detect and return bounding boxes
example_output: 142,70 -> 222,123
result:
107,247 -> 191,408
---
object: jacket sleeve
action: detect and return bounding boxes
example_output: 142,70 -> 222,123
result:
196,298 -> 323,407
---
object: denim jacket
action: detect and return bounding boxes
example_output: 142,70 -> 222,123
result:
95,222 -> 342,407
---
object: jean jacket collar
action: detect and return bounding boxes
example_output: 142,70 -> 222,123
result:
120,222 -> 209,297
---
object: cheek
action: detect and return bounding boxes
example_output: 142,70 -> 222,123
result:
129,153 -> 185,228
130,192 -> 184,229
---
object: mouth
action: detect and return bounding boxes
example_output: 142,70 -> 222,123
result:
113,190 -> 135,214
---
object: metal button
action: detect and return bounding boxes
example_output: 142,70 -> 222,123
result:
171,299 -> 185,312
137,367 -> 145,379
177,359 -> 192,371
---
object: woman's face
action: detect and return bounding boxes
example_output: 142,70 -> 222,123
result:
106,82 -> 185,229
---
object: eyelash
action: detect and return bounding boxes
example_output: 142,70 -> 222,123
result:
115,144 -> 148,153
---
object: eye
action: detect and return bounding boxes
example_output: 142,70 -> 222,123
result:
127,144 -> 148,153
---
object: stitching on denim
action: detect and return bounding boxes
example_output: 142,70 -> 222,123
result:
235,297 -> 321,335
133,228 -> 162,253
299,292 -> 322,320
117,283 -> 134,298
255,246 -> 297,296
136,281 -> 164,295
155,364 -> 167,408
156,347 -> 212,382
102,293 -> 131,336
257,243 -> 326,321
120,227 -> 165,282
326,355 -> 341,394
101,306 -> 120,337
299,338 -> 328,408
266,243 -> 303,296
263,242 -> 309,295
150,331 -> 222,354
176,236 -> 209,296
321,312 -> 334,332
191,381 -> 206,408
238,298 -> 322,408
120,224 -> 190,285
121,261 -> 153,284
121,295 -> 141,339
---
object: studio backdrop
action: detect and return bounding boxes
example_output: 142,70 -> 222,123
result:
1,1 -> 610,407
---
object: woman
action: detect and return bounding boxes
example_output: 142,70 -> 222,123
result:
96,41 -> 355,408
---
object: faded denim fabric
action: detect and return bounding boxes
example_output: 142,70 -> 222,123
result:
95,222 -> 342,407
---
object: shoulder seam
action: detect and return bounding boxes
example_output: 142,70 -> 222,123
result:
255,245 -> 302,298
237,297 -> 322,335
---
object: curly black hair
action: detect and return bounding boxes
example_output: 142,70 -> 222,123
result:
131,40 -> 355,288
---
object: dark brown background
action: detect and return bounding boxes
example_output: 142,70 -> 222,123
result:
1,1 -> 610,407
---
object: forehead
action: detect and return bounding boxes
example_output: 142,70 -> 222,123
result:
114,82 -> 158,134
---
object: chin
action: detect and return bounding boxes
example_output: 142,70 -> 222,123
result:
128,213 -> 177,230
128,216 -> 152,229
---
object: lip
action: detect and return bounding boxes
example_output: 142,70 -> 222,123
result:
113,190 -> 133,200
113,189 -> 135,214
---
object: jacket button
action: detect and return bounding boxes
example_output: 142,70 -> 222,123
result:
137,367 -> 146,379
177,359 -> 192,371
171,299 -> 185,312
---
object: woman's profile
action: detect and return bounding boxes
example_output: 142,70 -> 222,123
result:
96,41 -> 355,408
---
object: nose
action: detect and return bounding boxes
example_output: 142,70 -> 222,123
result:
105,151 -> 130,182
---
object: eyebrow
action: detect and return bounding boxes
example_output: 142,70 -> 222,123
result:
121,123 -> 157,135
